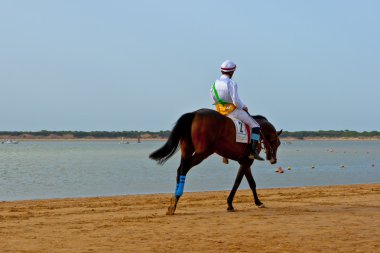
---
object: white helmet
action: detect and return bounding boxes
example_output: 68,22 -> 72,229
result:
220,60 -> 236,72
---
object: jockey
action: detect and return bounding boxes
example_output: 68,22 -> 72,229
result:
210,60 -> 264,161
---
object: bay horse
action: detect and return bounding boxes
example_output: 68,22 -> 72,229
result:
149,108 -> 282,215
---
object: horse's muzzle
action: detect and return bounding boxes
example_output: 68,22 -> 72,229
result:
269,158 -> 277,164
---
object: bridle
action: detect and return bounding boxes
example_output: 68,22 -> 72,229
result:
260,131 -> 275,159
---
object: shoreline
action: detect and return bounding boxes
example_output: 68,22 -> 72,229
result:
0,137 -> 166,142
0,183 -> 378,204
1,183 -> 379,252
1,137 -> 380,142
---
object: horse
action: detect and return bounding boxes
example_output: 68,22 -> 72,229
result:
149,108 -> 282,215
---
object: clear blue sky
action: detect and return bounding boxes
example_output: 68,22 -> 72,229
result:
1,1 -> 379,131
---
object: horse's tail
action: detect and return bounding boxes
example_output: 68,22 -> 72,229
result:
149,112 -> 195,165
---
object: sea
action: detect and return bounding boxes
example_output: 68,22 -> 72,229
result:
0,140 -> 379,201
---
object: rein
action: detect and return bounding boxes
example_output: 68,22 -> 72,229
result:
260,131 -> 274,158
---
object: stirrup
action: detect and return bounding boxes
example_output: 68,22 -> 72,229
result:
248,152 -> 264,161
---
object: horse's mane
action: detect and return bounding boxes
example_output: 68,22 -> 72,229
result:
252,115 -> 268,121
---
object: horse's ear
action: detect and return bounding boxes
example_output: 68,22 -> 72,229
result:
277,129 -> 283,136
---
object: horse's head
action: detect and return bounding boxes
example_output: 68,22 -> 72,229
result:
262,127 -> 282,164
253,116 -> 282,164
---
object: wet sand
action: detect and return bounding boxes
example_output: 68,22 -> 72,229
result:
1,184 -> 379,252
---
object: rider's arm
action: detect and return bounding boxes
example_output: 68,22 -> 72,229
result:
230,81 -> 246,110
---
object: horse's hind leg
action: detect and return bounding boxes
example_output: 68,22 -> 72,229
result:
167,152 -> 209,215
167,161 -> 188,215
244,167 -> 264,208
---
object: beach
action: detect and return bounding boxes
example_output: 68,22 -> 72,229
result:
1,184 -> 379,252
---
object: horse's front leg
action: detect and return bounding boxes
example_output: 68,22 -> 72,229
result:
227,165 -> 247,211
244,167 -> 265,208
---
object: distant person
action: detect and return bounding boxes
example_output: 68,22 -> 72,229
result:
210,60 -> 264,161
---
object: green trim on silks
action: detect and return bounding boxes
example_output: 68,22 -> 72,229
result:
212,83 -> 228,106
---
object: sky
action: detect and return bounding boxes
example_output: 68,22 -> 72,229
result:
1,0 -> 379,132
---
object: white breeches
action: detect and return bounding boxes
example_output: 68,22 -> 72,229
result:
229,109 -> 260,128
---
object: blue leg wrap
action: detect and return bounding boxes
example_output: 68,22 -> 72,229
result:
251,133 -> 260,141
251,127 -> 260,141
175,175 -> 186,198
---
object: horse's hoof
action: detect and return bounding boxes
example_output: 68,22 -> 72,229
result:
227,207 -> 235,212
257,203 -> 266,208
166,206 -> 176,215
166,198 -> 177,215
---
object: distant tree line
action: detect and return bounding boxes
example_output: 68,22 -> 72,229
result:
0,130 -> 171,139
0,130 -> 379,139
280,130 -> 380,139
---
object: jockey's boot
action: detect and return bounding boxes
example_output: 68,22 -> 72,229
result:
248,140 -> 264,161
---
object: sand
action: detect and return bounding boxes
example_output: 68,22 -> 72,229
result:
1,184 -> 379,253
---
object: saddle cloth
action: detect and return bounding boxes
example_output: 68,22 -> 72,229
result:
227,116 -> 251,143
